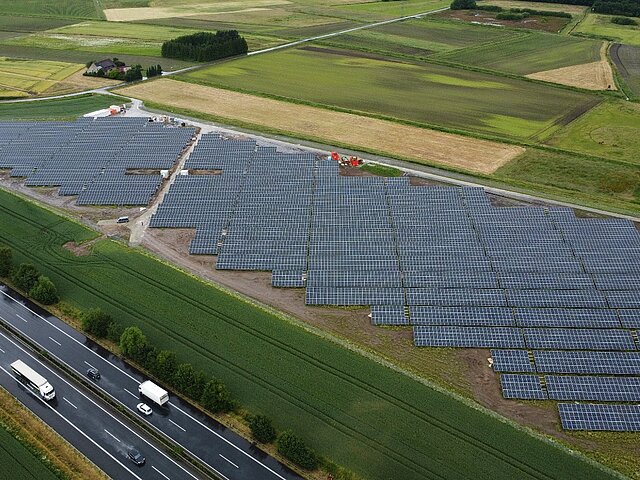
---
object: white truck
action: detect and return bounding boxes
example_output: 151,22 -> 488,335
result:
138,380 -> 168,406
11,360 -> 55,401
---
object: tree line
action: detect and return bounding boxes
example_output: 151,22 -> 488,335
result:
0,246 -> 58,305
452,0 -> 640,16
161,31 -> 248,62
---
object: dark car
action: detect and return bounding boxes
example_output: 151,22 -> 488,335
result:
128,448 -> 145,466
87,367 -> 100,380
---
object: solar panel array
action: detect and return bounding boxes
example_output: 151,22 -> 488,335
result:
0,118 -> 194,205
146,131 -> 640,432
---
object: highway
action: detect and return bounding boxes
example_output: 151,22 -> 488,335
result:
0,324 -> 202,480
0,284 -> 301,480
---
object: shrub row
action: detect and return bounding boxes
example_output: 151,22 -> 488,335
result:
475,5 -> 572,16
611,15 -> 638,24
0,246 -> 58,305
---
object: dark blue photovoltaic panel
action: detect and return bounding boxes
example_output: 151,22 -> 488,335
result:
413,326 -> 525,348
371,305 -> 409,325
559,403 -> 640,431
491,350 -> 535,372
406,289 -> 507,307
410,306 -> 514,326
524,328 -> 636,351
546,375 -> 640,401
534,350 -> 640,375
499,374 -> 547,399
514,308 -> 620,328
618,309 -> 640,328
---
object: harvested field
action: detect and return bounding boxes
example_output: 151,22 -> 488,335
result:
611,43 -> 640,97
119,79 -> 524,174
527,43 -> 616,90
477,0 -> 588,14
435,9 -> 571,33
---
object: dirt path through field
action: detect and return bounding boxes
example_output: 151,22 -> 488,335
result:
526,42 -> 616,90
119,79 -> 524,174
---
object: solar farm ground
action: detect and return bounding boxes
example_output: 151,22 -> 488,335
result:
0,173 -> 627,480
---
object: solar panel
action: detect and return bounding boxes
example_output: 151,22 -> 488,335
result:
410,306 -> 514,326
491,350 -> 535,373
534,350 -> 640,375
546,375 -> 640,401
371,305 -> 409,325
413,326 -> 525,348
559,403 -> 640,431
524,328 -> 636,351
499,374 -> 547,399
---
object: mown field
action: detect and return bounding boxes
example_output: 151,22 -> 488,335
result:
0,425 -> 59,480
0,188 -> 624,480
573,13 -> 640,47
546,99 -> 640,163
320,18 -> 521,58
434,31 -> 602,75
612,43 -> 640,97
0,0 -> 101,19
0,57 -> 83,98
0,94 -> 128,120
180,46 -> 595,141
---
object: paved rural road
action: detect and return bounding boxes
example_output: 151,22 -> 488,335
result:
0,322 -> 203,480
0,284 -> 302,480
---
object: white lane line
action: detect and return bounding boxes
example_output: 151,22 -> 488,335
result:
0,290 -> 236,480
16,314 -> 27,323
48,336 -> 61,346
104,429 -> 121,443
63,397 -> 78,409
219,454 -> 239,469
168,419 -> 186,432
84,360 -> 97,370
152,466 -> 171,480
0,330 -> 200,480
0,365 -> 143,480
124,388 -> 138,399
0,347 -> 4,353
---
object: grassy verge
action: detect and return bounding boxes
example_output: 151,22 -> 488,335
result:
0,386 -> 106,480
0,94 -> 130,121
360,163 -> 404,177
0,187 -> 621,480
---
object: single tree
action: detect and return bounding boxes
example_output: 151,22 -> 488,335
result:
154,350 -> 178,382
29,276 -> 59,305
81,308 -> 112,338
106,321 -> 124,343
248,414 -> 276,444
200,379 -> 235,413
11,263 -> 40,292
276,431 -> 319,470
172,362 -> 197,395
0,245 -> 12,277
120,326 -> 148,361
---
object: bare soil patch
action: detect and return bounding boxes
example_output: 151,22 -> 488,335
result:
437,9 -> 570,32
118,79 -> 524,174
527,43 -> 616,90
63,240 -> 95,256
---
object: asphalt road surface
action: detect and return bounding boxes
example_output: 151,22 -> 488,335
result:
0,325 -> 202,480
0,284 -> 302,480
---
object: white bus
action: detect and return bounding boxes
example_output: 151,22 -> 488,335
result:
10,360 -> 55,401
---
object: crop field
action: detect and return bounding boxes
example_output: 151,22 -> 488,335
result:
0,0 -> 102,19
611,43 -> 640,97
179,46 -> 595,140
0,187 -> 624,480
1,21 -> 284,57
478,0 -> 588,14
0,16 -> 77,33
320,18 -> 520,58
546,100 -> 640,164
435,9 -> 572,33
0,57 -> 83,98
0,426 -> 59,480
0,94 -> 128,120
573,14 -> 640,47
434,32 -> 602,75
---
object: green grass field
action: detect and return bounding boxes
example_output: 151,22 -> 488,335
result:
0,188 -> 623,480
0,425 -> 59,480
0,94 -> 128,120
180,46 -> 595,141
573,13 -> 640,46
320,18 -> 521,58
546,99 -> 640,164
0,57 -> 82,98
435,31 -> 602,74
0,0 -> 101,19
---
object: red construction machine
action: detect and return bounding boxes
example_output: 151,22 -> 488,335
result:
330,151 -> 363,167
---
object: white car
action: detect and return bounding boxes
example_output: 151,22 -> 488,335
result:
137,403 -> 152,416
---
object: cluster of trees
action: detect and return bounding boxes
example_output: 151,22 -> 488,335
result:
161,31 -> 248,62
453,0 -> 571,16
496,11 -> 529,19
0,246 -> 58,305
451,0 -> 476,9
84,59 -> 143,82
146,64 -> 162,78
593,0 -> 640,17
612,15 -> 638,23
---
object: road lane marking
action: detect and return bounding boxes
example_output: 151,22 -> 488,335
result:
16,314 -> 27,323
169,419 -> 186,432
63,397 -> 78,409
0,291 -> 232,480
48,336 -> 61,346
104,429 -> 121,443
152,466 -> 171,480
0,365 -> 143,480
219,454 -> 239,469
0,330 -> 200,480
124,388 -> 138,399
0,347 -> 4,353
84,360 -> 97,370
